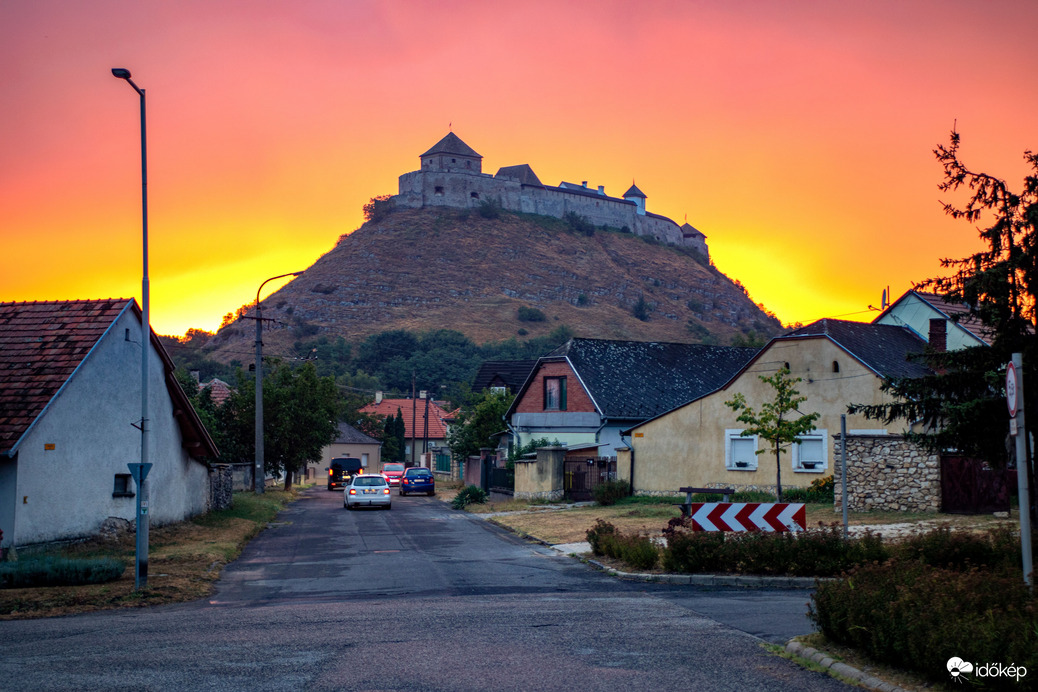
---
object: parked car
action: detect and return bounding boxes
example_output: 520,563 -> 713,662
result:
380,462 -> 406,487
400,467 -> 435,496
328,457 -> 363,491
344,474 -> 391,510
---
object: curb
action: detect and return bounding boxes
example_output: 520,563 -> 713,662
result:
583,557 -> 820,589
784,641 -> 907,692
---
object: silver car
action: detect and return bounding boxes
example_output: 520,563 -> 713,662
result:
344,474 -> 392,510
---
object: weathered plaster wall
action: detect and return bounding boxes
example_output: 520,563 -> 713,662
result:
9,308 -> 210,546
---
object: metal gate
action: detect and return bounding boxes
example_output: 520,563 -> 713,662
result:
940,454 -> 1013,514
489,466 -> 514,495
564,456 -> 617,501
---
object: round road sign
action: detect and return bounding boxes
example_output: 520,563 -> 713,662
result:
1006,361 -> 1018,417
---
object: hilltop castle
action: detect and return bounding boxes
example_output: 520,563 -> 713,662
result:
395,133 -> 708,257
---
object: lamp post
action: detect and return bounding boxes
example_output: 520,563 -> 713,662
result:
111,67 -> 150,591
254,272 -> 303,493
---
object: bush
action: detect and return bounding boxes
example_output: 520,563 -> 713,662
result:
893,524 -> 1019,571
585,521 -> 658,570
563,211 -> 595,236
451,485 -> 488,510
586,519 -> 618,556
0,556 -> 126,589
810,560 -> 1037,688
477,198 -> 502,219
362,194 -> 394,223
517,306 -> 547,322
660,520 -> 889,577
592,480 -> 629,506
632,296 -> 652,321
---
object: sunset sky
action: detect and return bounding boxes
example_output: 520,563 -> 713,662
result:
3,0 -> 1037,338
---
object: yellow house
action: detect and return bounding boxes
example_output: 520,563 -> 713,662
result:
618,319 -> 933,496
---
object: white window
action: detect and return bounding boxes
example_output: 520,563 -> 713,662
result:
725,429 -> 758,471
793,430 -> 827,472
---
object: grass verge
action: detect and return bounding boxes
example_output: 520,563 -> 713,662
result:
0,488 -> 300,620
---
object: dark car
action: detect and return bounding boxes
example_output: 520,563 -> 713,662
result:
399,467 -> 435,496
328,457 -> 363,491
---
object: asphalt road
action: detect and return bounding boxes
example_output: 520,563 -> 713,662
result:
0,488 -> 851,691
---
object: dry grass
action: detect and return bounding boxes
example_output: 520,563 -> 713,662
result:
0,488 -> 300,620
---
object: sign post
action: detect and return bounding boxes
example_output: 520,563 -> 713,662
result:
1007,354 -> 1032,587
127,462 -> 152,590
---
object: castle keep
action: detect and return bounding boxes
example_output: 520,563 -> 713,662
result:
395,133 -> 709,257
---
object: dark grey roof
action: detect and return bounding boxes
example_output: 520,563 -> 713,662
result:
420,132 -> 482,159
495,165 -> 544,188
623,183 -> 646,199
472,360 -> 538,393
543,338 -> 759,419
333,421 -> 381,445
784,319 -> 932,379
549,183 -> 637,205
681,222 -> 705,238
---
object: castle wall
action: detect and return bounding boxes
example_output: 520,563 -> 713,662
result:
396,169 -> 700,254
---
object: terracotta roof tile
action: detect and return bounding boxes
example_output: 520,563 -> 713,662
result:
360,398 -> 450,439
0,299 -> 131,453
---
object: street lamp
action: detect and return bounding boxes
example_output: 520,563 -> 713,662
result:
254,272 -> 303,493
111,67 -> 150,591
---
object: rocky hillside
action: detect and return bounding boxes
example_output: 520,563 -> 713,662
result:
206,207 -> 782,361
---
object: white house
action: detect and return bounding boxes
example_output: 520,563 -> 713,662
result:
0,299 -> 218,548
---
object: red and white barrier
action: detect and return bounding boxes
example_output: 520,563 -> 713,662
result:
687,502 -> 805,532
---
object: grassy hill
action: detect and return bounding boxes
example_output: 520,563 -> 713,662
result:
205,207 -> 782,363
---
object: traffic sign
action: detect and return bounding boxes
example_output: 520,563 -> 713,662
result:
687,502 -> 806,532
1006,361 -> 1018,418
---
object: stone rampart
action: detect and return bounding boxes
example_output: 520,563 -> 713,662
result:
833,434 -> 940,513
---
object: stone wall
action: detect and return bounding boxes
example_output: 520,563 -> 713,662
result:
208,465 -> 234,512
833,434 -> 940,513
396,170 -> 695,252
514,446 -> 566,501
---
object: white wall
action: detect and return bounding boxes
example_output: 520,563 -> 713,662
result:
7,307 -> 209,546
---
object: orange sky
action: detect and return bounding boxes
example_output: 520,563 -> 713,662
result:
3,0 -> 1037,337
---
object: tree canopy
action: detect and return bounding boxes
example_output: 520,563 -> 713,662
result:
448,389 -> 515,460
849,130 -> 1037,470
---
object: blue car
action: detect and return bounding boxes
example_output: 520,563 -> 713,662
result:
399,467 -> 435,496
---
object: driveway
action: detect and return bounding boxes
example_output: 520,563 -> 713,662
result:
0,488 -> 851,691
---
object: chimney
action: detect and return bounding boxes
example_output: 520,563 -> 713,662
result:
190,370 -> 200,383
928,318 -> 947,352
375,391 -> 383,405
597,185 -> 605,195
581,181 -> 588,188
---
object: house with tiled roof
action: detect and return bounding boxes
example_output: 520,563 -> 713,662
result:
0,299 -> 218,549
199,377 -> 233,406
872,289 -> 992,348
619,319 -> 931,495
360,396 -> 451,466
504,338 -> 759,456
309,421 -> 382,481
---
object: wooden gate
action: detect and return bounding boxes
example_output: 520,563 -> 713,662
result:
564,457 -> 617,501
940,455 -> 1012,514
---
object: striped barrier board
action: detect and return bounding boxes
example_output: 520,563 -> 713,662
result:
687,502 -> 806,532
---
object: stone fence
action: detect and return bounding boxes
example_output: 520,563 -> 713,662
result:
208,465 -> 234,512
833,434 -> 940,513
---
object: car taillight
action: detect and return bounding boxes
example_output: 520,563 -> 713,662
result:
329,469 -> 333,476
349,489 -> 356,495
383,488 -> 390,495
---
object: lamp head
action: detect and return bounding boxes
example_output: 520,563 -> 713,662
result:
111,68 -> 132,79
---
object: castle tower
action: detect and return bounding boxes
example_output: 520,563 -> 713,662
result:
623,182 -> 647,215
420,132 -> 482,174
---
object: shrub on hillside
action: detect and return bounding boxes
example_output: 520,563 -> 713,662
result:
517,306 -> 547,322
810,560 -> 1037,688
451,485 -> 488,510
592,480 -> 629,506
0,556 -> 126,589
362,194 -> 394,223
477,198 -> 502,219
563,211 -> 595,236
